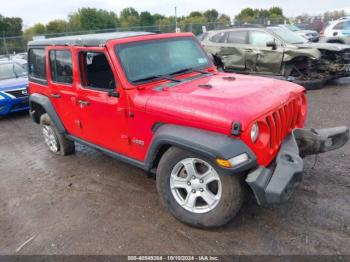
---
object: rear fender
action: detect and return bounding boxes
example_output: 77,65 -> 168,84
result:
29,93 -> 66,134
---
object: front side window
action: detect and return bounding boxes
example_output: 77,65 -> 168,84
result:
116,37 -> 211,84
79,52 -> 116,90
249,31 -> 275,46
28,48 -> 46,80
49,50 -> 73,84
268,27 -> 307,44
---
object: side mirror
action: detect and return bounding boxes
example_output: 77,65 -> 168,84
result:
266,41 -> 277,50
108,90 -> 120,98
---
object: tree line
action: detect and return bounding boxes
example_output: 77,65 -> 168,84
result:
0,6 -> 348,41
21,8 -> 231,40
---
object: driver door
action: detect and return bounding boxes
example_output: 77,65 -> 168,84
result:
246,30 -> 284,75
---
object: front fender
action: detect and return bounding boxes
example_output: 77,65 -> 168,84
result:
283,47 -> 321,62
145,124 -> 258,175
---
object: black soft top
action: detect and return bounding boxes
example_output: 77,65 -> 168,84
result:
28,31 -> 154,47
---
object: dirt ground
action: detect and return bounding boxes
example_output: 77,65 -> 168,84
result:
0,79 -> 349,255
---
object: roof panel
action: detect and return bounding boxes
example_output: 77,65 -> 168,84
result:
28,31 -> 155,47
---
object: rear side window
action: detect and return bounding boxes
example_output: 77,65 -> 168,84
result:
28,48 -> 47,82
227,31 -> 248,44
49,50 -> 73,84
79,52 -> 116,90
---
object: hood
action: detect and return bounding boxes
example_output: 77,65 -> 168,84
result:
145,73 -> 304,133
296,42 -> 350,52
0,77 -> 28,92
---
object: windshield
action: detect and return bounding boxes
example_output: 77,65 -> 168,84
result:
0,62 -> 27,80
269,27 -> 307,44
116,37 -> 211,83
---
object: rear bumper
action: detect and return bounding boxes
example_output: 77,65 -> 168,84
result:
246,126 -> 349,205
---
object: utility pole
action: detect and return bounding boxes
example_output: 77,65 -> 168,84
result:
175,6 -> 177,32
2,32 -> 9,58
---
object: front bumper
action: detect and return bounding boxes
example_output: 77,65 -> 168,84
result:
246,126 -> 349,205
0,96 -> 29,116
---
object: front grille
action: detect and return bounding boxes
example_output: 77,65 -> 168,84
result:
5,88 -> 28,98
265,97 -> 301,151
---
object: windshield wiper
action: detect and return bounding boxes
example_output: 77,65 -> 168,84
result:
132,74 -> 181,84
169,67 -> 209,76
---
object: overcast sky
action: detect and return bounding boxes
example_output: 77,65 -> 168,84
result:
2,0 -> 350,28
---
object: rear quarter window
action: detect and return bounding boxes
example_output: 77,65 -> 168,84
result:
28,48 -> 47,84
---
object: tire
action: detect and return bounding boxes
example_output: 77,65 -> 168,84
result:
40,113 -> 75,155
156,147 -> 245,228
293,78 -> 325,90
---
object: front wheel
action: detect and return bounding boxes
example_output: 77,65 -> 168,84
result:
156,147 -> 245,228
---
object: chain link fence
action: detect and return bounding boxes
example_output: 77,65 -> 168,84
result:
0,22 -> 229,56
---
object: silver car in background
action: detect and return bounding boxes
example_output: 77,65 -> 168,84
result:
319,17 -> 350,45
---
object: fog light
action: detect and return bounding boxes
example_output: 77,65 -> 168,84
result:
216,153 -> 249,168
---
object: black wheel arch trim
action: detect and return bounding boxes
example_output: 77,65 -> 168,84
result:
144,124 -> 258,175
29,93 -> 66,134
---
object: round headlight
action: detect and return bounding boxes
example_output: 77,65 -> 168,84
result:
0,94 -> 5,100
250,123 -> 259,143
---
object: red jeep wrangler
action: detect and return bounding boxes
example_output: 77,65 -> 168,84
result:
28,32 -> 349,228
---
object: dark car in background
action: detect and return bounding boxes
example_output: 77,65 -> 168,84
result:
202,26 -> 350,89
0,60 -> 29,117
278,24 -> 319,42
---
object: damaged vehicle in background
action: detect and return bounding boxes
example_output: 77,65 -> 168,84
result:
202,26 -> 350,89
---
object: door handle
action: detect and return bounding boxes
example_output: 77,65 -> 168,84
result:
78,100 -> 90,107
50,93 -> 61,99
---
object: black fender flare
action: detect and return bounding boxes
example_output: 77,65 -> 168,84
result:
144,124 -> 258,175
29,93 -> 66,134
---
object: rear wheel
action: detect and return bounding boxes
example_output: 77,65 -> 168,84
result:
156,147 -> 245,228
40,113 -> 75,155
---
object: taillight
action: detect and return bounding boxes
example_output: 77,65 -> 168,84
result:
320,30 -> 324,37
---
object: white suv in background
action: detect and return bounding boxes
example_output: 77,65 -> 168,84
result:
320,17 -> 350,44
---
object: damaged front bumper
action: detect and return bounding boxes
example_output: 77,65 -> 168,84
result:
246,126 -> 349,205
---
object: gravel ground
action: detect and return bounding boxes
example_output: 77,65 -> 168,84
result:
0,79 -> 349,255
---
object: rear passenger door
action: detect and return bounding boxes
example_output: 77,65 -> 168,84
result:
222,30 -> 249,70
74,48 -> 130,155
205,30 -> 248,71
47,47 -> 80,135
